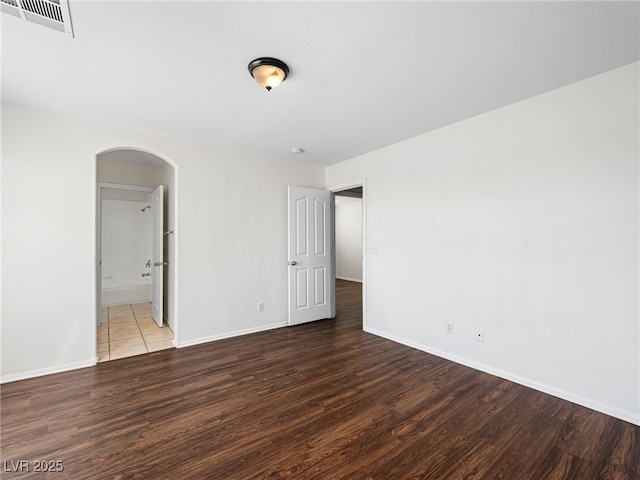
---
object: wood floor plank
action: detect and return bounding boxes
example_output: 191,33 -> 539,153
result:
1,280 -> 638,479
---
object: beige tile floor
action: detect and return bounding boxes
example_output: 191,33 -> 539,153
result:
98,302 -> 174,362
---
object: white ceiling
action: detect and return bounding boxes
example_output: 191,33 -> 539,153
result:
2,1 -> 638,167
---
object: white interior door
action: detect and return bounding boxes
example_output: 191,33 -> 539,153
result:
288,186 -> 333,325
96,188 -> 102,325
152,185 -> 164,327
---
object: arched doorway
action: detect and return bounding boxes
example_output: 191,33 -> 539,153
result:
95,148 -> 178,361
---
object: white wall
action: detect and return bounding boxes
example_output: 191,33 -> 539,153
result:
101,198 -> 153,294
335,196 -> 363,282
97,158 -> 164,187
1,104 -> 324,380
326,62 -> 639,425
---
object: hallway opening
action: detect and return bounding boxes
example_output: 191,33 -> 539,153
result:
95,147 -> 178,361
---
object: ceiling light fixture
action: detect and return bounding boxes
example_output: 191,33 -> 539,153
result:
290,147 -> 305,154
248,57 -> 289,91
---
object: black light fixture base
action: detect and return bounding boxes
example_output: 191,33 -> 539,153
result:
247,57 -> 290,79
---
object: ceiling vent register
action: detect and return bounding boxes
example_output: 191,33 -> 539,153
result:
1,0 -> 73,36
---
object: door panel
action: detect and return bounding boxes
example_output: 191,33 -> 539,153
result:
288,186 -> 333,325
296,269 -> 309,309
314,198 -> 326,255
152,185 -> 164,327
295,197 -> 308,255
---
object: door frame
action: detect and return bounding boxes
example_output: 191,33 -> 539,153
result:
97,182 -> 155,321
95,147 -> 179,361
329,179 -> 367,329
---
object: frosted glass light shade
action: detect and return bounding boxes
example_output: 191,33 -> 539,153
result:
248,58 -> 289,91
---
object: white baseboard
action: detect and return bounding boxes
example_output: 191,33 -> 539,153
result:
177,321 -> 288,348
365,326 -> 640,426
336,276 -> 363,283
1,358 -> 97,384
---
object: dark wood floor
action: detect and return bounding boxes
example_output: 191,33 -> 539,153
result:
1,280 -> 639,479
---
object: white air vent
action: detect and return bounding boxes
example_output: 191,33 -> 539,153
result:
1,0 -> 73,36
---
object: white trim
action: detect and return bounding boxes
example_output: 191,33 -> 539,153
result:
365,326 -> 640,426
177,322 -> 288,349
98,182 -> 154,192
0,359 -> 97,384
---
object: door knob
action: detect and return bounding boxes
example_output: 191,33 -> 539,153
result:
288,261 -> 297,266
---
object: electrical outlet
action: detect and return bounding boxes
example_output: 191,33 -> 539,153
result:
258,302 -> 264,313
475,329 -> 484,342
446,322 -> 454,334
